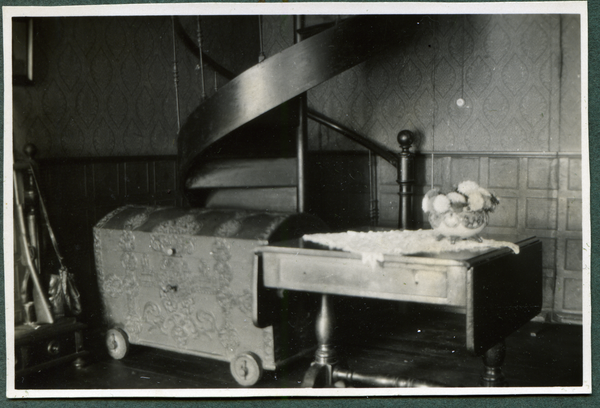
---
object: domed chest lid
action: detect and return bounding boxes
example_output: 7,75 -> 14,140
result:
95,205 -> 328,242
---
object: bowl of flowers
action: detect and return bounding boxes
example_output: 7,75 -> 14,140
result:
422,181 -> 499,244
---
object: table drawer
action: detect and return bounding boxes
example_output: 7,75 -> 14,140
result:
261,251 -> 467,306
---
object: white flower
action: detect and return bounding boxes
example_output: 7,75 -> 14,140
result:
468,192 -> 485,211
422,188 -> 440,213
457,180 -> 481,196
447,192 -> 467,203
432,194 -> 451,213
476,186 -> 492,197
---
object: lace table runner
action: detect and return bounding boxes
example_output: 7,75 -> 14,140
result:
303,229 -> 520,268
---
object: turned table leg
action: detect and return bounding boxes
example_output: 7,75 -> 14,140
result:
481,340 -> 506,387
302,294 -> 339,388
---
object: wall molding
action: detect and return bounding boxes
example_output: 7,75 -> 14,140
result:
37,154 -> 178,166
415,151 -> 582,159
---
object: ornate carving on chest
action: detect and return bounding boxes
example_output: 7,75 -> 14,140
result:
120,252 -> 138,272
119,230 -> 136,252
93,230 -> 105,286
156,257 -> 218,296
140,299 -> 242,350
103,259 -> 139,298
95,209 -> 295,359
257,215 -> 289,241
95,206 -> 128,229
214,219 -> 243,237
149,233 -> 195,256
123,208 -> 154,231
153,214 -> 203,235
142,301 -> 205,347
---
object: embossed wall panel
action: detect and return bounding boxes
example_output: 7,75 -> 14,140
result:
449,158 -> 480,186
565,239 -> 583,272
487,196 -> 517,228
567,199 -> 583,232
539,237 -> 557,271
527,158 -> 558,190
526,198 -> 558,230
542,277 -> 555,311
488,158 -> 519,189
569,158 -> 582,191
562,278 -> 583,312
392,152 -> 581,321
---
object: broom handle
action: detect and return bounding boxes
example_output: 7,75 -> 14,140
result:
14,171 -> 54,324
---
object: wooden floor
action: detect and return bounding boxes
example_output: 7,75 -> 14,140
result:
16,307 -> 583,390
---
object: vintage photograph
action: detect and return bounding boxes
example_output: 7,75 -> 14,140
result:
5,1 -> 590,399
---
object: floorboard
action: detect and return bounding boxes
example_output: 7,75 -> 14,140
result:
16,308 -> 583,391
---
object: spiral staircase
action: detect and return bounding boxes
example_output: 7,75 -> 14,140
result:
177,15 -> 426,229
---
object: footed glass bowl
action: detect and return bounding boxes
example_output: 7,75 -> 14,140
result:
428,210 -> 488,244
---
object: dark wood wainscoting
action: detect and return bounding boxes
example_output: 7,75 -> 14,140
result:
306,151 -> 372,231
34,155 -> 181,327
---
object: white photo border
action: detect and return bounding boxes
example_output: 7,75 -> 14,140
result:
3,1 -> 591,399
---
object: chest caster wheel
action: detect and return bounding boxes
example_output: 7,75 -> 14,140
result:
106,328 -> 129,360
230,352 -> 263,386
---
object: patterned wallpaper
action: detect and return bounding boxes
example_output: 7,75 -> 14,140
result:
14,14 -> 581,158
264,14 -> 581,155
12,15 -> 259,158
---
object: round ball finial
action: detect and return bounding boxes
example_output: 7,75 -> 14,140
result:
23,143 -> 38,160
397,130 -> 414,149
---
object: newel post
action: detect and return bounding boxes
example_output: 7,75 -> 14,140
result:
396,130 -> 415,230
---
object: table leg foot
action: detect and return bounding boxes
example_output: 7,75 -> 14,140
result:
302,294 -> 340,388
481,341 -> 506,387
302,362 -> 336,388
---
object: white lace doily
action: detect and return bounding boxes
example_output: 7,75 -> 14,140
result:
303,229 -> 520,268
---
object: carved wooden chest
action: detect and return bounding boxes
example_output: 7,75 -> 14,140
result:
93,205 -> 327,385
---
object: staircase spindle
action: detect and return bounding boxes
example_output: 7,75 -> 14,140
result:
196,16 -> 207,101
170,16 -> 181,132
369,150 -> 379,226
258,16 -> 266,62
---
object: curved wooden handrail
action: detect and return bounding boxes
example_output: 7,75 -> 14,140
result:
307,108 -> 398,166
175,16 -> 418,171
177,14 -> 426,181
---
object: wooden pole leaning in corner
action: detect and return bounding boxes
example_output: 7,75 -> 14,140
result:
397,130 -> 415,230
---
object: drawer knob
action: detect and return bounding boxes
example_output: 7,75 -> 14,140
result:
163,284 -> 178,293
166,248 -> 176,256
47,340 -> 60,355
